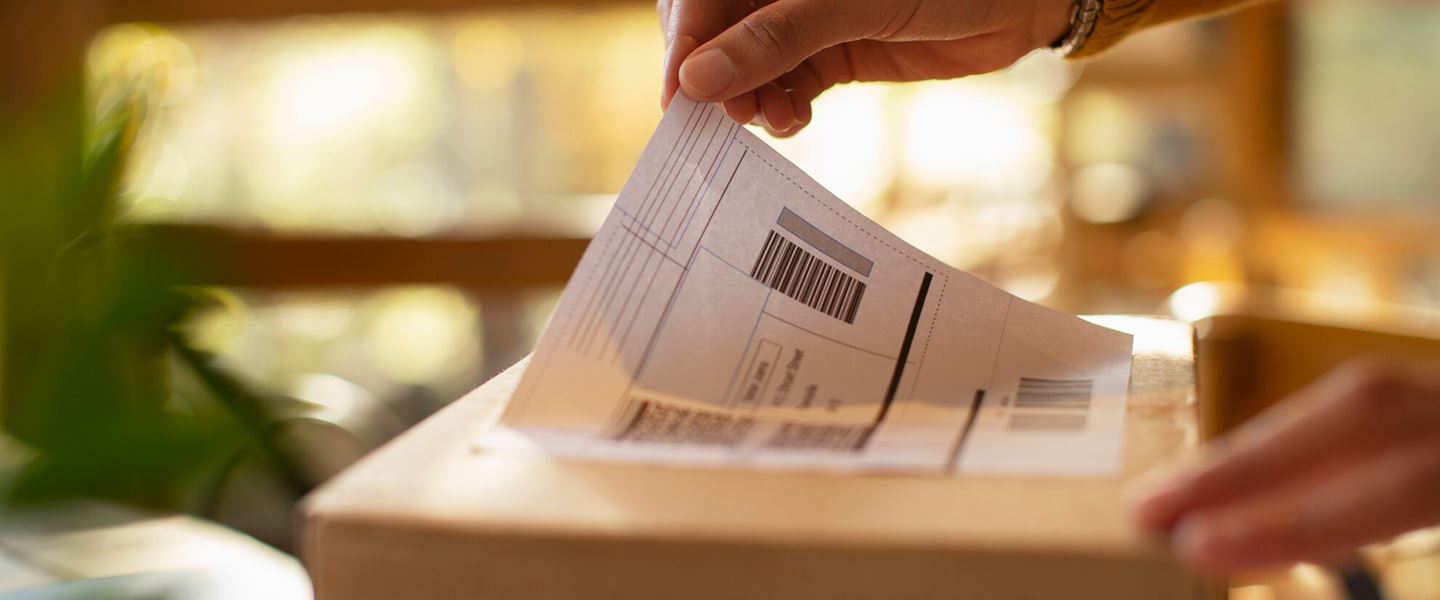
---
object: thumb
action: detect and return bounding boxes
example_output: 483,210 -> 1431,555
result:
679,0 -> 875,101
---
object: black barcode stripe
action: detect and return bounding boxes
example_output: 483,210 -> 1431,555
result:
750,231 -> 865,324
1010,377 -> 1093,431
750,233 -> 775,279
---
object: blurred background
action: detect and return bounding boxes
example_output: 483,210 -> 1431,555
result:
2,0 -> 1439,598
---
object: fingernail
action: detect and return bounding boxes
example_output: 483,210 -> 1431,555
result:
758,117 -> 787,137
788,112 -> 811,134
1172,516 -> 1233,573
761,107 -> 784,134
1172,518 -> 1215,562
680,49 -> 736,99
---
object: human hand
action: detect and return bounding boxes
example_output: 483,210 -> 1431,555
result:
1128,359 -> 1440,573
657,0 -> 1075,136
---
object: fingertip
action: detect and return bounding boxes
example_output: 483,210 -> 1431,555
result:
779,122 -> 809,138
772,107 -> 810,138
753,112 -> 777,134
791,96 -> 813,130
679,48 -> 737,101
723,93 -> 759,126
662,34 -> 701,110
1172,516 -> 1238,575
1175,515 -> 1221,569
661,69 -> 676,110
776,93 -> 811,137
1125,468 -> 1192,531
756,84 -> 795,137
752,112 -> 793,138
768,123 -> 803,138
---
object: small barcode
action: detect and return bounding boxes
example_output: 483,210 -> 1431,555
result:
750,230 -> 866,324
612,399 -> 871,453
613,400 -> 757,446
1009,377 -> 1093,431
764,422 -> 871,452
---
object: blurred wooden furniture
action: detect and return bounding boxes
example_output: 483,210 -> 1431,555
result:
1179,283 -> 1440,435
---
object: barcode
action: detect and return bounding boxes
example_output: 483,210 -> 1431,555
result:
611,399 -> 872,453
613,400 -> 757,446
750,230 -> 866,324
1009,377 -> 1093,431
764,422 -> 871,452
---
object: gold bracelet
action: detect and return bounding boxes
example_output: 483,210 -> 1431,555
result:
1051,0 -> 1103,57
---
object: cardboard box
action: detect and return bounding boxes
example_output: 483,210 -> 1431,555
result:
301,316 -> 1211,599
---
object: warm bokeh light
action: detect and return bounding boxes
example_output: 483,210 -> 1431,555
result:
182,286 -> 545,406
87,8 -> 663,237
92,17 -> 1089,302
363,287 -> 479,385
1064,90 -> 1146,165
1167,281 -> 1225,322
1123,230 -> 1183,289
765,84 -> 894,217
1069,162 -> 1148,223
899,80 -> 1054,196
85,2 -> 1440,400
1295,0 -> 1440,212
450,19 -> 524,92
768,51 -> 1075,300
1178,197 -> 1243,257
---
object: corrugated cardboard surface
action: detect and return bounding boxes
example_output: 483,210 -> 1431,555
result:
302,316 -> 1211,599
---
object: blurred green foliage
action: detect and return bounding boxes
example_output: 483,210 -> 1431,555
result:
0,85 -> 304,513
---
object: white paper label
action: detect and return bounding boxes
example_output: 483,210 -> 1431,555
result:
489,96 -> 1134,477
